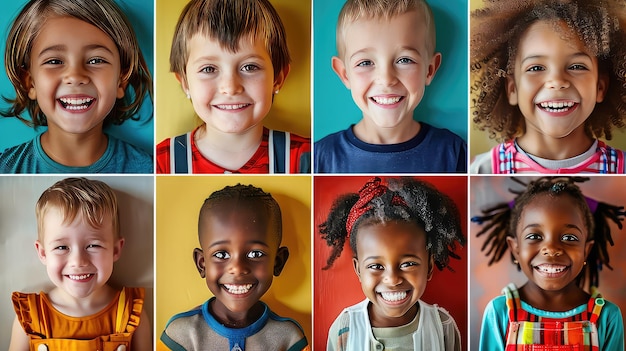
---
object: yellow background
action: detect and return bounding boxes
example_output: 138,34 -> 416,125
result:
156,175 -> 311,344
155,0 -> 311,143
469,0 -> 626,159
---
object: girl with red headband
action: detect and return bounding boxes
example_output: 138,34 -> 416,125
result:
319,177 -> 466,351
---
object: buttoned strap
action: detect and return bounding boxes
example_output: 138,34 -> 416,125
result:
171,133 -> 192,174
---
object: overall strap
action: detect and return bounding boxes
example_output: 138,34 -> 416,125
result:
503,283 -> 527,321
29,293 -> 52,339
587,287 -> 605,324
597,140 -> 625,174
269,130 -> 290,174
492,142 -> 516,174
171,133 -> 192,174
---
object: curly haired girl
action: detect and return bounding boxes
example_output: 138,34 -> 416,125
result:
470,0 -> 626,174
319,177 -> 465,351
472,176 -> 625,350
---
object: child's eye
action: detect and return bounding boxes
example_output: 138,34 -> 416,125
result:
526,65 -> 544,72
86,244 -> 102,249
54,245 -> 69,251
200,66 -> 216,73
562,234 -> 579,241
400,261 -> 418,269
241,64 -> 260,72
524,233 -> 542,240
247,250 -> 265,259
87,58 -> 107,65
569,64 -> 588,71
396,57 -> 415,65
356,60 -> 373,67
43,59 -> 63,65
366,263 -> 384,270
213,251 -> 230,260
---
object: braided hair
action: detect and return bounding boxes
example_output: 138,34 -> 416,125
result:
472,177 -> 625,290
319,177 -> 465,271
199,183 -> 282,245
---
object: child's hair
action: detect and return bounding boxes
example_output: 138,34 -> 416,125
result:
2,0 -> 152,127
170,0 -> 290,82
319,177 -> 465,271
472,176 -> 625,290
336,0 -> 436,58
36,177 -> 120,241
470,0 -> 626,141
199,183 -> 282,246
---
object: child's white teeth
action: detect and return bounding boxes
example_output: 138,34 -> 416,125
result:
224,284 -> 253,294
536,265 -> 567,273
380,291 -> 407,302
372,96 -> 401,105
539,101 -> 575,112
67,274 -> 92,280
59,97 -> 94,110
217,104 -> 248,110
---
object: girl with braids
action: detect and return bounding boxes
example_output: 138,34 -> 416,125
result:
469,0 -> 626,174
318,177 -> 465,351
472,176 -> 625,350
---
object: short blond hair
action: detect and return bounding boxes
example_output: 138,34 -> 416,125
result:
170,0 -> 290,82
336,0 -> 436,58
36,178 -> 120,241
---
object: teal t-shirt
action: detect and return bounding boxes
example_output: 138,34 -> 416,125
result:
0,133 -> 153,173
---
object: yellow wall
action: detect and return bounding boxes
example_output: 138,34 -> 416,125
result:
469,0 -> 626,158
155,175 -> 311,343
155,0 -> 311,142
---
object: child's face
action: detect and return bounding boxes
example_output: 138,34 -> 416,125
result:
507,194 -> 593,293
178,34 -> 288,135
332,10 -> 440,130
506,20 -> 608,140
35,208 -> 123,300
353,220 -> 433,327
26,16 -> 126,135
195,202 -> 288,317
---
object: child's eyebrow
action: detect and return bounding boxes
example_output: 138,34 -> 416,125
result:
36,44 -> 115,58
362,254 -> 423,262
521,52 -> 592,64
206,240 -> 270,249
349,46 -> 422,61
521,223 -> 583,232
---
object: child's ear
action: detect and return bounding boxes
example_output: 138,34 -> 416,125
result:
427,255 -> 435,281
425,53 -> 442,86
113,237 -> 125,262
34,240 -> 47,265
175,73 -> 190,97
273,64 -> 290,93
24,71 -> 37,100
193,248 -> 206,278
117,71 -> 129,99
506,74 -> 519,106
506,236 -> 520,265
273,246 -> 290,276
352,257 -> 361,281
596,73 -> 609,103
584,239 -> 595,261
331,56 -> 350,89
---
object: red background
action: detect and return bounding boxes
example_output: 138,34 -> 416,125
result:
313,175 -> 468,350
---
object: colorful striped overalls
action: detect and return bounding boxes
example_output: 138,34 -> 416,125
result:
504,284 -> 604,351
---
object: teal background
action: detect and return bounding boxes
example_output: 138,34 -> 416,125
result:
313,0 -> 468,142
0,0 -> 154,154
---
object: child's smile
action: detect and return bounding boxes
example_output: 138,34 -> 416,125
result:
353,220 -> 432,328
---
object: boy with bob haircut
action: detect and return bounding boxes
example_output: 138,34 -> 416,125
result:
159,184 -> 309,350
156,0 -> 311,174
314,0 -> 466,173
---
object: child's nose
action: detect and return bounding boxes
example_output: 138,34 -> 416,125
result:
376,64 -> 398,87
219,72 -> 244,95
541,240 -> 564,257
69,249 -> 89,267
545,71 -> 570,90
383,268 -> 402,285
228,256 -> 250,275
62,64 -> 89,85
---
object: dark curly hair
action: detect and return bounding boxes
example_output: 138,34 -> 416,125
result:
472,176 -> 625,290
319,177 -> 465,271
199,183 -> 282,245
471,0 -> 626,141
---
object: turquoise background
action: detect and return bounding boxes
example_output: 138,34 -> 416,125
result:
313,0 -> 468,142
0,0 -> 154,154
